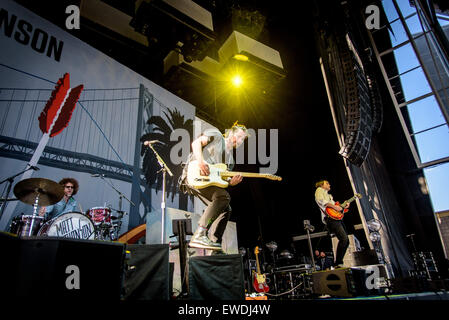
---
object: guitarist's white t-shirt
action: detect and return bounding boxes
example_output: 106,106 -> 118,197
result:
315,187 -> 335,224
195,128 -> 235,170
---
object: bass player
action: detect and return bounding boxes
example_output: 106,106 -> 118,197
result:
314,180 -> 350,268
179,122 -> 248,252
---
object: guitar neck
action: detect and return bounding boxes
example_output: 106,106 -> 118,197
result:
342,196 -> 358,207
222,171 -> 266,179
255,253 -> 261,274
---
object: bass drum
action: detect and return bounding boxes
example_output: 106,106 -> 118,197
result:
38,212 -> 95,240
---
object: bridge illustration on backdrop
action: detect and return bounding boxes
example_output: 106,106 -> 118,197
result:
0,82 -> 166,228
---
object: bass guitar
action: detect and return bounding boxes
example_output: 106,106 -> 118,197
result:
325,193 -> 362,220
186,160 -> 282,189
252,246 -> 269,293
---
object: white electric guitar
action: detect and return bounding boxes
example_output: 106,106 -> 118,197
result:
186,160 -> 282,189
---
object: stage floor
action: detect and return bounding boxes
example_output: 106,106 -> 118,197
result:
329,291 -> 449,300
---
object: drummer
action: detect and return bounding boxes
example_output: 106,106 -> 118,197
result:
39,178 -> 80,220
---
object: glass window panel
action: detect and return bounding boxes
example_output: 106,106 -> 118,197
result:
406,14 -> 424,37
437,16 -> 449,28
414,125 -> 449,163
382,0 -> 399,23
392,43 -> 420,74
395,0 -> 417,17
381,51 -> 400,79
406,95 -> 446,133
390,76 -> 406,105
399,67 -> 432,101
424,162 -> 449,212
388,19 -> 409,47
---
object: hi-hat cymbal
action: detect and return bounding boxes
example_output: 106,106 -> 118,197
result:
13,178 -> 64,206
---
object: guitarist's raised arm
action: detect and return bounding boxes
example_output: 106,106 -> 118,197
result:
191,135 -> 210,176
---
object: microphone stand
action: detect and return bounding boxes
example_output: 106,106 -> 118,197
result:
147,143 -> 173,244
98,175 -> 135,239
0,166 -> 35,222
304,220 -> 316,272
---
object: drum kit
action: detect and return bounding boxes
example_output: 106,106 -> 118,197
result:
8,177 -> 126,241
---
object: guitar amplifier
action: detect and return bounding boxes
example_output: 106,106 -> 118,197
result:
311,268 -> 361,297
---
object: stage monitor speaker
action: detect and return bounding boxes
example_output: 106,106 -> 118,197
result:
311,268 -> 361,297
1,232 -> 125,298
122,244 -> 170,300
189,254 -> 245,300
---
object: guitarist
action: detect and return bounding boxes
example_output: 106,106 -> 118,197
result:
179,122 -> 248,252
314,180 -> 350,268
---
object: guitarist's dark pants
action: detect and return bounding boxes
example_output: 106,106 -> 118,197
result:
193,186 -> 232,243
325,217 -> 349,266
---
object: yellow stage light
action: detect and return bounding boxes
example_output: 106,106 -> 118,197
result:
231,75 -> 243,87
233,54 -> 249,62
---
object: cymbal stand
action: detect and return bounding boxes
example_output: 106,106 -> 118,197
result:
147,143 -> 173,244
28,192 -> 40,237
0,166 -> 34,222
99,175 -> 134,239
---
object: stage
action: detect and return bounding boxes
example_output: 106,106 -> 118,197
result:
3,231 -> 449,304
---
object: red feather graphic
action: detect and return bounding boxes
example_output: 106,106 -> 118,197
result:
50,84 -> 84,137
38,73 -> 84,137
38,73 -> 70,134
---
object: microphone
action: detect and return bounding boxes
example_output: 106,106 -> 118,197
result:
28,165 -> 40,171
143,140 -> 160,146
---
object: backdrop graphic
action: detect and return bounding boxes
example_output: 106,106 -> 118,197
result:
0,1 -> 196,235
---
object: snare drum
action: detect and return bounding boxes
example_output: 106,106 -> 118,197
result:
86,207 -> 112,225
37,212 -> 95,240
10,214 -> 44,237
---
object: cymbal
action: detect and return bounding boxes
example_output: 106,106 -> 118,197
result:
13,178 -> 64,206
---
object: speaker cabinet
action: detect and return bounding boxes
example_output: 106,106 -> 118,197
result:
1,232 -> 125,298
122,244 -> 170,300
188,254 -> 245,300
311,268 -> 359,297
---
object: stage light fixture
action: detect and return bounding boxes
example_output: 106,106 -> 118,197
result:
130,0 -> 216,62
369,231 -> 381,242
367,219 -> 382,232
233,54 -> 249,62
231,75 -> 243,87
